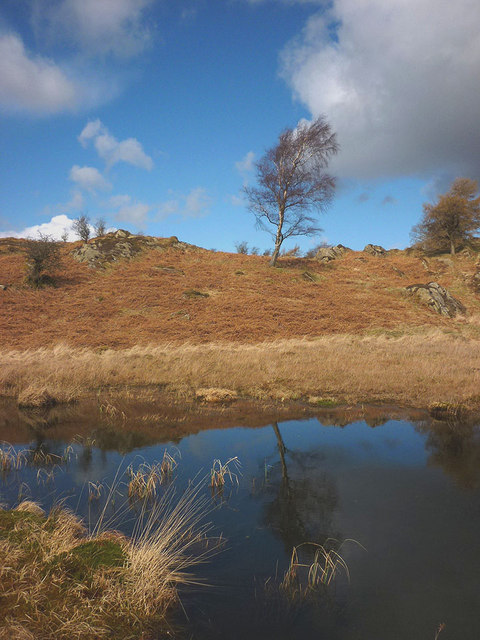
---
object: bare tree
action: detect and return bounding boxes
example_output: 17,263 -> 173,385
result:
73,214 -> 91,242
25,233 -> 62,288
244,116 -> 338,266
412,178 -> 480,255
94,217 -> 106,237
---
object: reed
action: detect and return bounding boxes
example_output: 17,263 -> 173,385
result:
280,539 -> 361,599
210,457 -> 241,493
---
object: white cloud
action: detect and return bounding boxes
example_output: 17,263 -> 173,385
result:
108,193 -> 150,225
280,0 -> 480,180
33,0 -> 154,58
0,32 -> 77,114
0,214 -> 75,240
108,194 -> 132,208
116,202 -> 150,225
235,151 -> 256,175
230,194 -> 244,207
157,187 -> 212,219
78,119 -> 153,170
69,165 -> 112,192
61,189 -> 85,211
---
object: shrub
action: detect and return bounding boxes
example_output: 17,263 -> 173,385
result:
25,234 -> 62,288
235,241 -> 249,254
73,215 -> 91,242
94,218 -> 106,237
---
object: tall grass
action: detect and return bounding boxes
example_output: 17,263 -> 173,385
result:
2,331 -> 480,409
0,471 -> 219,639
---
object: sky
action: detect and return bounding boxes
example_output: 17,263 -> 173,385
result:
1,0 -> 479,253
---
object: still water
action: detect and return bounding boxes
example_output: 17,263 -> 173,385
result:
1,408 -> 479,639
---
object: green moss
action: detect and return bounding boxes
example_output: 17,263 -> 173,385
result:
46,539 -> 127,582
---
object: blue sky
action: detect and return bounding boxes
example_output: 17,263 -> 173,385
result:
1,0 -> 479,253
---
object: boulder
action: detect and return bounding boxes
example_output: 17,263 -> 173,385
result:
0,284 -> 7,290
71,230 -> 190,267
364,243 -> 386,256
315,244 -> 350,262
405,282 -> 466,317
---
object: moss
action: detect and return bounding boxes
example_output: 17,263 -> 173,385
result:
46,539 -> 127,582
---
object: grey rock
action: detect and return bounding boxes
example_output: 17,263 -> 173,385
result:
315,244 -> 350,262
71,231 -> 189,267
364,243 -> 387,256
406,282 -> 466,317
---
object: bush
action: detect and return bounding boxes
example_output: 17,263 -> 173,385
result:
94,218 -> 106,237
235,241 -> 249,254
25,234 -> 62,288
73,215 -> 91,242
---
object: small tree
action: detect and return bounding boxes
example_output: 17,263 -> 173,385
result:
412,178 -> 480,255
235,240 -> 249,254
94,217 -> 106,237
73,214 -> 91,242
244,116 -> 338,266
25,234 -> 62,288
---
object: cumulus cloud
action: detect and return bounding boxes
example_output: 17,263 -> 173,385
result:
32,0 -> 154,58
157,187 -> 212,219
78,119 -> 153,170
0,214 -> 76,240
280,0 -> 480,180
0,32 -> 77,114
69,165 -> 112,192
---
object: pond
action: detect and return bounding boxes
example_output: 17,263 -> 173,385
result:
1,405 -> 479,639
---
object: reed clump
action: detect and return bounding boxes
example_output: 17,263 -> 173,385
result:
280,539 -> 361,600
210,457 -> 241,493
0,480 -> 216,640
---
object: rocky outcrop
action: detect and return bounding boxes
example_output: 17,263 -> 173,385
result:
364,244 -> 386,256
315,244 -> 350,262
406,282 -> 466,317
71,229 -> 191,267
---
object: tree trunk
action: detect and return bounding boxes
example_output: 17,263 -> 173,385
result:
269,216 -> 284,267
450,238 -> 456,255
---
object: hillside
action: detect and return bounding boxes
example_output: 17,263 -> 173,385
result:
1,232 -> 480,350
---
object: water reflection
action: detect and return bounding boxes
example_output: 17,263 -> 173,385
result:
263,423 -> 339,551
2,402 -> 480,639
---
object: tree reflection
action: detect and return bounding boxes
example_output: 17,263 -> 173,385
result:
262,422 -> 339,552
418,418 -> 480,489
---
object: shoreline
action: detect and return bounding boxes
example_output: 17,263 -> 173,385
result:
1,331 -> 479,419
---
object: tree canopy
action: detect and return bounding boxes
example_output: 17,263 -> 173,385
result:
412,178 -> 480,255
244,116 -> 338,266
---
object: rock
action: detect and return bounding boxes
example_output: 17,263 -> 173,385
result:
0,284 -> 8,290
405,282 -> 466,317
364,243 -> 386,256
183,289 -> 209,299
391,265 -> 406,277
71,230 -> 190,267
315,244 -> 350,262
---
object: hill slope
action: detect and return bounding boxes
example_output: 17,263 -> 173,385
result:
1,233 -> 479,349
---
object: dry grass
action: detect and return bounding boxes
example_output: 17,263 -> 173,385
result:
1,331 -> 480,409
210,457 -> 241,492
2,240 -> 479,350
0,478 -> 216,639
279,539 -> 361,599
2,240 -> 480,409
